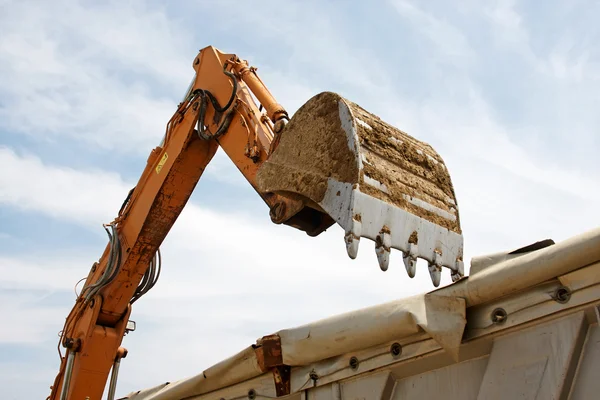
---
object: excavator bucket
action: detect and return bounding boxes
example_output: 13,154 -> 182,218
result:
257,92 -> 463,286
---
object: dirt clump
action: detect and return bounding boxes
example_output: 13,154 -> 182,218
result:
256,92 -> 359,202
345,99 -> 461,234
256,91 -> 461,234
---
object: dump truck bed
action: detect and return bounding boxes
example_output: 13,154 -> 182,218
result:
122,227 -> 600,400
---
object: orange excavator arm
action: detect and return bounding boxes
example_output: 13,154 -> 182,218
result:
48,46 -> 325,400
49,44 -> 465,400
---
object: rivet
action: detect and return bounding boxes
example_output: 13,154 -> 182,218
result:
491,308 -> 507,324
390,342 -> 402,357
554,286 -> 571,304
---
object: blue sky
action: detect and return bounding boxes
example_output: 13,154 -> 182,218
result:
1,0 -> 599,398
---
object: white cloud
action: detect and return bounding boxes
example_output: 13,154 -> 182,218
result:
389,0 -> 476,64
0,146 -> 131,225
0,256 -> 88,292
0,0 -> 192,153
203,0 -> 395,97
0,291 -> 67,344
398,87 -> 600,201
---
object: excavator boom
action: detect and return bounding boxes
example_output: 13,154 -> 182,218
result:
48,46 -> 463,399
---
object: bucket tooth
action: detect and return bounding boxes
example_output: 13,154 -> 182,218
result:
375,228 -> 391,271
403,242 -> 418,278
403,254 -> 416,278
428,262 -> 442,287
451,271 -> 461,283
428,251 -> 443,287
344,217 -> 361,259
256,92 -> 464,287
456,258 -> 464,276
376,248 -> 390,271
344,232 -> 360,259
451,259 -> 464,282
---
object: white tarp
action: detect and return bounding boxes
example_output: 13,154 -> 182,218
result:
123,226 -> 600,400
123,294 -> 466,400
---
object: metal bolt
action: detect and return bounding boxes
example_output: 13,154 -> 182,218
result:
248,389 -> 256,400
269,202 -> 287,224
274,119 -> 286,133
491,308 -> 508,325
64,337 -> 81,351
309,370 -> 319,381
554,286 -> 571,304
390,342 -> 402,357
349,356 -> 359,370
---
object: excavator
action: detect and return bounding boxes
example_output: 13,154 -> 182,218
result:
48,45 -> 464,400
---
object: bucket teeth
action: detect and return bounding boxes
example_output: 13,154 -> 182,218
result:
334,193 -> 464,283
332,190 -> 464,283
339,218 -> 464,284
